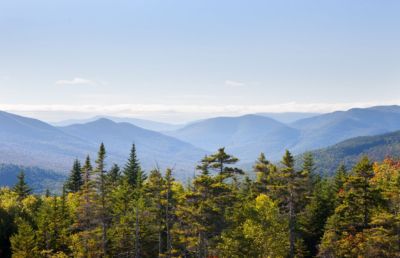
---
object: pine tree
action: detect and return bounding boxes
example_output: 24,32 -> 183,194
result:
252,153 -> 271,195
65,159 -> 83,193
109,178 -> 135,257
123,144 -> 142,187
319,157 -> 381,257
164,168 -> 174,257
207,148 -> 243,180
302,152 -> 317,193
269,150 -> 307,258
10,218 -> 38,257
108,163 -> 121,187
299,178 -> 335,256
13,171 -> 31,201
72,155 -> 101,257
133,168 -> 146,258
94,143 -> 109,257
182,150 -> 239,257
144,169 -> 165,257
334,164 -> 348,193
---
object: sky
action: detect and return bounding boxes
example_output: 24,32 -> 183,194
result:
0,0 -> 399,123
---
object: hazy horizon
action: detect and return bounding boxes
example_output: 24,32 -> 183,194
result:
1,0 -> 400,122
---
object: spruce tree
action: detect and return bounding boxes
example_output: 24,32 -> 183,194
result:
144,169 -> 165,256
270,150 -> 307,258
123,144 -> 142,187
109,178 -> 135,257
65,159 -> 83,193
253,152 -> 271,195
13,171 -> 31,200
94,143 -> 109,257
319,157 -> 381,257
10,218 -> 38,257
73,155 -> 101,257
108,163 -> 121,186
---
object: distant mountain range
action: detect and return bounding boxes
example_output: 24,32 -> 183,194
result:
1,105 -> 400,188
0,111 -> 207,179
166,115 -> 300,161
0,164 -> 65,193
303,130 -> 400,175
60,118 -> 206,175
52,116 -> 184,132
167,105 -> 400,162
290,106 -> 400,152
257,112 -> 320,123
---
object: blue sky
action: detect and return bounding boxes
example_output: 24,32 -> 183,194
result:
0,0 -> 399,122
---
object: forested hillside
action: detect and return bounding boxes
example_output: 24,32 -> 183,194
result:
0,111 -> 206,176
0,164 -> 64,193
306,130 -> 400,175
1,143 -> 399,257
2,106 -> 400,175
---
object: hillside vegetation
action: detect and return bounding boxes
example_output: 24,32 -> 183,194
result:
307,130 -> 400,175
1,143 -> 399,257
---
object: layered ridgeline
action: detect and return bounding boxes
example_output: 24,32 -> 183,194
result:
1,105 -> 400,190
0,111 -> 207,178
303,130 -> 400,175
167,105 -> 400,162
52,115 -> 184,132
166,114 -> 301,161
0,164 -> 65,193
290,105 -> 400,152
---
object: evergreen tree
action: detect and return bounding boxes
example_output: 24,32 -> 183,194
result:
182,150 -> 239,257
133,167 -> 146,258
10,218 -> 38,257
72,155 -> 101,257
108,163 -> 121,186
270,150 -> 307,258
13,171 -> 31,201
65,159 -> 83,193
144,169 -> 165,256
123,144 -> 142,187
319,157 -> 381,257
207,148 -> 244,180
252,152 -> 271,195
109,178 -> 135,257
94,143 -> 109,257
302,152 -> 317,193
333,164 -> 348,193
299,179 -> 335,256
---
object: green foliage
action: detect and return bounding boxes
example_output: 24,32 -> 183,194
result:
123,144 -> 143,187
2,144 -> 400,257
64,159 -> 83,193
10,218 -> 38,258
13,171 -> 31,201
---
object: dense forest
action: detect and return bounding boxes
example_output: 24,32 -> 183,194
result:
1,143 -> 399,257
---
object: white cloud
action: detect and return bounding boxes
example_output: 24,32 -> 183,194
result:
0,101 -> 398,115
1,101 -> 399,123
224,80 -> 245,87
56,77 -> 96,85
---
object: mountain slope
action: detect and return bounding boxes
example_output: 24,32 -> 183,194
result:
0,164 -> 65,193
257,112 -> 320,123
53,116 -> 184,132
291,105 -> 400,152
304,130 -> 400,175
167,115 -> 300,161
0,111 -> 97,171
60,119 -> 207,174
0,111 -> 206,178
